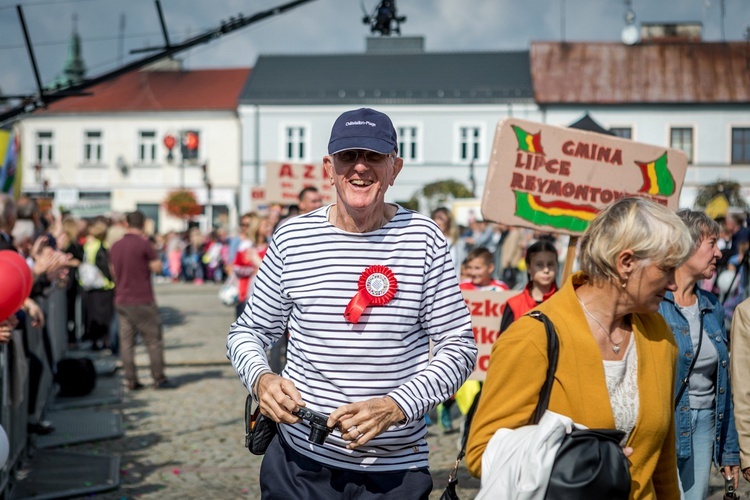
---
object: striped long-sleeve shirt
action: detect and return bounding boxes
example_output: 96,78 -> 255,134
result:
227,204 -> 477,472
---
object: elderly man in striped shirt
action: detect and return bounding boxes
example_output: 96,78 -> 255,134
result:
228,107 -> 477,499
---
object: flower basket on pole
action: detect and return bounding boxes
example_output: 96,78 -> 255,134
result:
164,189 -> 202,220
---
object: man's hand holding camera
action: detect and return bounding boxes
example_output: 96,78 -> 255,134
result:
256,372 -> 405,449
255,372 -> 305,424
328,397 -> 405,450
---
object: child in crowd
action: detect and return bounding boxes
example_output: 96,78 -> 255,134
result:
459,260 -> 471,283
453,240 -> 560,447
459,247 -> 509,291
440,247 -> 508,433
499,239 -> 559,333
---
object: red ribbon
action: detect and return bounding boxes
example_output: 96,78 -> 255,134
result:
344,265 -> 398,323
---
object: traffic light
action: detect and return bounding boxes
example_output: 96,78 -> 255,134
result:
181,130 -> 200,161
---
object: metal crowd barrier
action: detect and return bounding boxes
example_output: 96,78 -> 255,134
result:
26,296 -> 56,430
0,340 -> 29,496
0,285 -> 69,498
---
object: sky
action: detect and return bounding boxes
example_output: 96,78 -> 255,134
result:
0,0 -> 749,98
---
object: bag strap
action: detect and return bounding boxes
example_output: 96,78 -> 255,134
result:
528,311 -> 560,424
674,309 -> 705,407
245,394 -> 255,450
443,310 -> 558,490
446,388 -> 482,485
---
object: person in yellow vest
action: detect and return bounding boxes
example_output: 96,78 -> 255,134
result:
79,216 -> 115,351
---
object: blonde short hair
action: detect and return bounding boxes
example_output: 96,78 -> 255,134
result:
579,197 -> 692,285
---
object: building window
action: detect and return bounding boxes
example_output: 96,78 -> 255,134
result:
284,126 -> 307,161
83,130 -> 103,163
398,126 -> 419,161
670,127 -> 693,164
136,203 -> 160,234
138,130 -> 157,163
459,126 -> 481,162
610,127 -> 632,139
36,131 -> 54,164
732,128 -> 750,164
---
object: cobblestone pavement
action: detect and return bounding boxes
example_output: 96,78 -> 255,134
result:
64,282 -> 747,499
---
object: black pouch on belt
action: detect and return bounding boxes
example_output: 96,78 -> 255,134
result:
245,394 -> 278,455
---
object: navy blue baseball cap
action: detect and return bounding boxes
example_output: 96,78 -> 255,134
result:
328,108 -> 398,155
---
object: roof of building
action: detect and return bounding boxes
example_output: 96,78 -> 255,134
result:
531,41 -> 750,104
568,113 -> 615,134
39,67 -> 251,113
239,51 -> 533,105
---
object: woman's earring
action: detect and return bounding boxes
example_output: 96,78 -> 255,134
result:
621,276 -> 628,288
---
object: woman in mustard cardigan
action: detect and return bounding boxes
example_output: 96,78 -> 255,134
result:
466,197 -> 693,499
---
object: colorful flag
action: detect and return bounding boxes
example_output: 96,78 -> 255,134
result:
512,125 -> 545,155
635,152 -> 675,197
0,129 -> 20,195
513,190 -> 597,232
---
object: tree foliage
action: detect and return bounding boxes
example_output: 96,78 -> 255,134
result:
693,180 -> 748,210
409,179 -> 474,213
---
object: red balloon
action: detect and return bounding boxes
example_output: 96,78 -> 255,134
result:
0,250 -> 32,299
0,260 -> 27,322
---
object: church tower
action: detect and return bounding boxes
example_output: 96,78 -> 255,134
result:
62,14 -> 86,85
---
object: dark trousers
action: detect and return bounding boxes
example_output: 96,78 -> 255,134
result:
83,289 -> 114,344
260,435 -> 432,500
116,303 -> 165,385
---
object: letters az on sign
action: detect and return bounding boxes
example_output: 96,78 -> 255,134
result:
263,162 -> 336,205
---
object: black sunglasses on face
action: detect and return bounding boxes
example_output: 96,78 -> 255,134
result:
334,149 -> 392,165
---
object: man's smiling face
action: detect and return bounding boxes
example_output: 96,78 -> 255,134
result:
324,149 -> 402,214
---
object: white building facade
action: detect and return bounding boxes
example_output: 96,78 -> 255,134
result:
18,65 -> 249,233
239,103 -> 542,212
237,46 -> 541,215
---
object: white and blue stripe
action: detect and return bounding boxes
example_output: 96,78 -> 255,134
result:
228,204 -> 476,472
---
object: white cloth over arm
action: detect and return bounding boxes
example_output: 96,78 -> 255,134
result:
477,411 -> 575,500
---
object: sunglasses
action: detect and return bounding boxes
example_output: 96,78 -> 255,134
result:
334,149 -> 393,165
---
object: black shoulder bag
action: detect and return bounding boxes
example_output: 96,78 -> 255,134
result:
528,310 -> 631,499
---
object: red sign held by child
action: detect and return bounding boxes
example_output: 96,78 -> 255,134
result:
462,289 -> 519,381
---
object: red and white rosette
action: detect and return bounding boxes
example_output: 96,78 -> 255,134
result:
344,265 -> 398,324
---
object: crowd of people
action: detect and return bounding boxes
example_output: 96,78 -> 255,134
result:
3,107 -> 750,498
0,195 -> 175,404
227,108 -> 750,499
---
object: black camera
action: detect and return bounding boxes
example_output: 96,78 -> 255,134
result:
293,407 -> 333,445
724,474 -> 738,499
